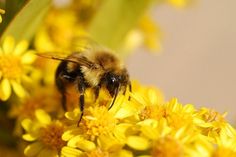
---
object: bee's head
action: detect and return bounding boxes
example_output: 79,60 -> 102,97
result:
103,69 -> 129,97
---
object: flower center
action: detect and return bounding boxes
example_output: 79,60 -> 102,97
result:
80,106 -> 117,141
139,106 -> 166,121
0,55 -> 23,79
39,122 -> 66,150
85,148 -> 109,157
151,137 -> 183,157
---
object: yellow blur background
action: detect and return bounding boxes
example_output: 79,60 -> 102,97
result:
127,0 -> 236,123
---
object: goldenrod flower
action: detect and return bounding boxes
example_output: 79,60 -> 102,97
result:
212,130 -> 236,157
61,89 -> 141,156
22,109 -> 66,157
0,9 -> 5,23
194,108 -> 236,143
16,80 -> 236,157
34,8 -> 86,52
139,98 -> 197,130
70,0 -> 102,26
0,36 -> 36,101
138,15 -> 162,52
167,0 -> 191,8
62,102 -> 134,143
8,85 -> 61,136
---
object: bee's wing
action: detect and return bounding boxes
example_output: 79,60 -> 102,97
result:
36,53 -> 97,69
71,36 -> 105,53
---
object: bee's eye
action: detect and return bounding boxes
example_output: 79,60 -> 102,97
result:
108,76 -> 117,84
105,74 -> 119,97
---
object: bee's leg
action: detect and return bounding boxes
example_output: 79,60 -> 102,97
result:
128,81 -> 132,101
94,85 -> 100,101
122,86 -> 127,95
76,78 -> 86,126
56,76 -> 67,111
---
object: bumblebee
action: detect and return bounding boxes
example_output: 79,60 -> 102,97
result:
38,49 -> 131,124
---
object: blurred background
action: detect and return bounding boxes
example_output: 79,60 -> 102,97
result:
127,0 -> 236,123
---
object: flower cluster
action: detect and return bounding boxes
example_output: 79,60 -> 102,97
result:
18,81 -> 236,157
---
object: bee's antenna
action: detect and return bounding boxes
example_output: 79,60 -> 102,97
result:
108,85 -> 120,110
36,53 -> 64,61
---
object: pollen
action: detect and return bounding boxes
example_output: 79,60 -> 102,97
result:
139,106 -> 165,121
80,106 -> 117,141
151,137 -> 183,157
0,55 -> 23,79
85,148 -> 109,157
202,109 -> 225,123
39,122 -> 66,150
19,99 -> 42,118
212,147 -> 236,157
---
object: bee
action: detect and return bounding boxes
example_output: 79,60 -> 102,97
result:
37,48 -> 132,124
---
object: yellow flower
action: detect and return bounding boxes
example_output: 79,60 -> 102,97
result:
0,9 -> 5,23
126,118 -> 203,157
212,131 -> 236,157
151,136 -> 183,157
167,0 -> 191,8
61,89 -> 141,156
17,80 -> 236,157
122,15 -> 162,54
61,145 -> 133,157
8,84 -> 61,136
62,103 -> 132,143
194,108 -> 236,143
21,109 -> 66,157
139,98 -> 197,130
34,8 -> 87,52
0,36 -> 36,101
138,15 -> 162,52
61,133 -> 133,157
70,0 -> 102,26
77,106 -> 118,141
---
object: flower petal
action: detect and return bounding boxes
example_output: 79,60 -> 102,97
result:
3,36 -> 15,54
0,47 -> 3,55
22,133 -> 37,141
24,142 -> 43,157
21,119 -> 33,131
0,78 -> 11,101
35,109 -> 51,125
113,123 -> 133,142
14,40 -> 29,56
62,128 -> 81,141
127,136 -> 150,150
11,80 -> 26,98
37,148 -> 58,157
65,108 -> 81,121
61,146 -> 83,157
68,135 -> 96,151
116,150 -> 133,157
21,50 -> 36,64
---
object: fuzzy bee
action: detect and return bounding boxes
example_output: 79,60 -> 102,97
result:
37,48 -> 132,124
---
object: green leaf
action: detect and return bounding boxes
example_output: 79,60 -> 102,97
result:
0,0 -> 51,42
88,0 -> 155,50
0,0 -> 26,34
